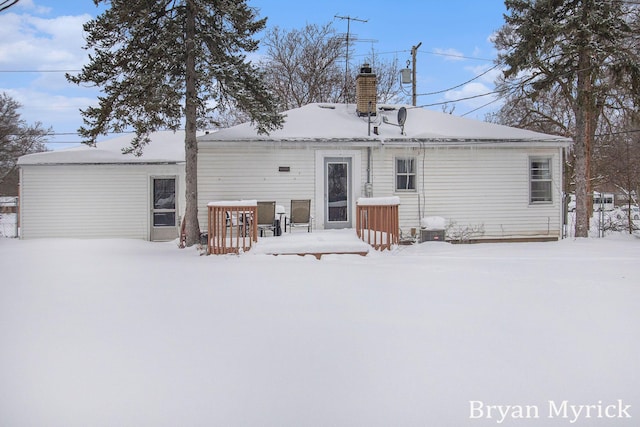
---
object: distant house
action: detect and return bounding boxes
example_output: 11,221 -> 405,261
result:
18,68 -> 571,242
197,68 -> 572,242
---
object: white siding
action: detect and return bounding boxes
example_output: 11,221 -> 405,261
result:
198,144 -> 367,230
369,146 -> 564,240
20,163 -> 184,239
198,143 -> 564,241
198,145 -> 318,228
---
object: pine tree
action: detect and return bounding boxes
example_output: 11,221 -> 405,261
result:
67,0 -> 284,246
494,0 -> 640,237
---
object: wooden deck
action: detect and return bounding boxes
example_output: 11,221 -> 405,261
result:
251,229 -> 371,258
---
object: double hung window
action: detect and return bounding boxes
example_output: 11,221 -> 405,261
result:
530,158 -> 552,203
395,157 -> 416,192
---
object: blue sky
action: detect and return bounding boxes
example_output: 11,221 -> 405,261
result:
0,0 -> 507,149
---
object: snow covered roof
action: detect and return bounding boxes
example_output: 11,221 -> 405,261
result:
18,130 -> 199,165
198,103 -> 572,146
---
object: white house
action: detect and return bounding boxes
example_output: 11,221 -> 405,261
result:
197,69 -> 572,242
18,69 -> 571,243
18,131 -> 190,240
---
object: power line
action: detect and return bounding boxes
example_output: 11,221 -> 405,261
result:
417,63 -> 501,96
350,48 -> 494,62
415,90 -> 500,108
0,69 -> 81,73
460,97 -> 502,117
420,49 -> 494,62
0,0 -> 19,12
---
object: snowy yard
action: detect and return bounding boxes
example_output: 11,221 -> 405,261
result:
0,232 -> 639,426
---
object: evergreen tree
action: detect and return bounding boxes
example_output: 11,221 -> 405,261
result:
494,0 -> 640,237
68,0 -> 284,246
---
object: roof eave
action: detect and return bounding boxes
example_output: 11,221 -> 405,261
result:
198,137 -> 573,149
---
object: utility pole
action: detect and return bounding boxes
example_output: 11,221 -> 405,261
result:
335,15 -> 368,104
411,42 -> 422,106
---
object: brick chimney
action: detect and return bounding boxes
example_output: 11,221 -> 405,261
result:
356,64 -> 377,116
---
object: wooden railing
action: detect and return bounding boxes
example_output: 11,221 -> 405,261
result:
207,201 -> 258,254
356,197 -> 400,251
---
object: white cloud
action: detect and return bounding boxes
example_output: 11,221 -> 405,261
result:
0,7 -> 97,145
0,12 -> 91,70
1,86 -> 97,130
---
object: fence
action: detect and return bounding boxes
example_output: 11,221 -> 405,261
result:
0,197 -> 18,238
207,201 -> 258,254
355,197 -> 400,251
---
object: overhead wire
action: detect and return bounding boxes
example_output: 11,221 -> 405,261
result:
416,63 -> 502,96
3,48 -> 506,122
414,91 -> 501,109
461,98 -> 503,117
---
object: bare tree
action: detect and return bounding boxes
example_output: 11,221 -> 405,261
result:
597,113 -> 640,233
261,23 -> 345,110
359,47 -> 404,104
261,22 -> 403,111
0,93 -> 49,195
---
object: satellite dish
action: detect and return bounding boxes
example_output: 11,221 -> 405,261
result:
397,107 -> 407,126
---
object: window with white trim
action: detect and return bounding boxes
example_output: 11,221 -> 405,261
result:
530,157 -> 552,203
395,157 -> 416,191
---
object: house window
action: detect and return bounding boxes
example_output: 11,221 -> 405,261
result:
395,157 -> 416,191
530,157 -> 552,203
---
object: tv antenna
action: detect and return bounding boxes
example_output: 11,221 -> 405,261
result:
335,14 -> 368,104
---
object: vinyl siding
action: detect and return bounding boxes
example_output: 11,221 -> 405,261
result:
198,143 -> 563,241
21,141 -> 564,242
20,163 -> 184,239
369,146 -> 563,240
198,145 -> 318,228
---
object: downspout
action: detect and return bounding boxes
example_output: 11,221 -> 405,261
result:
418,141 -> 426,222
366,101 -> 373,197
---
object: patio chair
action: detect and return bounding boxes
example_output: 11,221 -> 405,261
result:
256,201 -> 277,237
225,209 -> 251,237
288,199 -> 312,232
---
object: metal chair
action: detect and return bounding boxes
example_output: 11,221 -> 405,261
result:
256,201 -> 277,237
288,199 -> 312,232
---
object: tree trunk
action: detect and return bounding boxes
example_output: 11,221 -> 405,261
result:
574,51 -> 595,238
183,0 -> 200,246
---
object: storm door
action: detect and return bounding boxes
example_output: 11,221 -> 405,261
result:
150,177 -> 178,241
324,157 -> 352,229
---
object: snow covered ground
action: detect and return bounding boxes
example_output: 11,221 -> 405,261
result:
1,231 -> 639,426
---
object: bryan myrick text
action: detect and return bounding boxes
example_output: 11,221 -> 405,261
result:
469,400 -> 631,424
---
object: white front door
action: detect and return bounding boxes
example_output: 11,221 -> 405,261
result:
150,177 -> 178,241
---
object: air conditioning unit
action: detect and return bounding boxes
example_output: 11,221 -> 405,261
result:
420,228 -> 445,242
